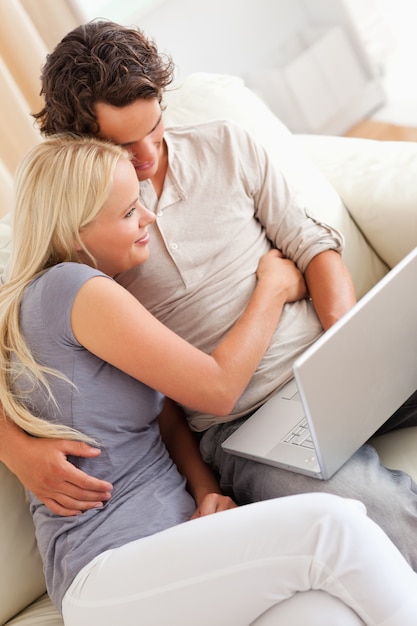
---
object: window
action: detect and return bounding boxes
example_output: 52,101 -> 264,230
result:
72,0 -> 164,23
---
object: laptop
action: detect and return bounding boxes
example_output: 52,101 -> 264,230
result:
222,246 -> 417,479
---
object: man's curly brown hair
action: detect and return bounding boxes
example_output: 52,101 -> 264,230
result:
33,20 -> 175,136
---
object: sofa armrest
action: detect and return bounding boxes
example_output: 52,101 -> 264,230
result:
0,462 -> 46,625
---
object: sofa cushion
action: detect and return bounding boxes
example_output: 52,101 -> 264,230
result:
0,462 -> 46,625
4,594 -> 62,626
298,135 -> 417,269
369,426 -> 417,482
163,72 -> 388,297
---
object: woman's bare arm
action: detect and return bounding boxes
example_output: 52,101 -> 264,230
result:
3,251 -> 306,515
72,251 -> 307,416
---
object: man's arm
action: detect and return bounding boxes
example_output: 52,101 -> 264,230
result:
304,249 -> 357,330
158,398 -> 236,518
0,411 -> 113,516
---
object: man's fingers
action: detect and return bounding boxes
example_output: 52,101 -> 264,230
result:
43,499 -> 82,517
56,444 -> 113,495
191,493 -> 237,519
42,496 -> 106,517
63,463 -> 113,494
60,440 -> 102,458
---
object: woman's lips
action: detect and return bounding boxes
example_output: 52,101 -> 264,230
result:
135,232 -> 151,245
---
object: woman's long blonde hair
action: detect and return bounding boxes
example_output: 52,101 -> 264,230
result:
0,134 -> 129,442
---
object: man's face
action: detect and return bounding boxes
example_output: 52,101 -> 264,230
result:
95,98 -> 165,183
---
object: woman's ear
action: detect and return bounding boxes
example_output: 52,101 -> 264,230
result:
73,237 -> 83,252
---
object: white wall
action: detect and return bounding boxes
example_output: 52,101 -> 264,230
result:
74,0 -> 385,87
372,0 -> 417,125
130,0 -> 309,78
128,0 -> 385,81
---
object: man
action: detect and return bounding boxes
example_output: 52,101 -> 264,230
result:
2,20 -> 417,569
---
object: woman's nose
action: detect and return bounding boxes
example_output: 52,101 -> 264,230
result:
138,205 -> 156,226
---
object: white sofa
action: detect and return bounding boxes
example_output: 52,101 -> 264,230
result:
1,73 -> 417,626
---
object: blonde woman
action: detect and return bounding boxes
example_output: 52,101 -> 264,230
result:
1,135 -> 416,626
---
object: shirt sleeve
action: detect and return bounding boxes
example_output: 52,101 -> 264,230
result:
241,128 -> 344,273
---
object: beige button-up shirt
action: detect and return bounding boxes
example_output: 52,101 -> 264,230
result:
117,120 -> 343,431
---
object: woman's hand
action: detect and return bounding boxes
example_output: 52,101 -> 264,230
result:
190,492 -> 238,519
256,249 -> 308,304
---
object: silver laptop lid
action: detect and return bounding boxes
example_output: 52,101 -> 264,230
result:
293,245 -> 417,478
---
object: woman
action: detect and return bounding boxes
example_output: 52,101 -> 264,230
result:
1,134 -> 415,626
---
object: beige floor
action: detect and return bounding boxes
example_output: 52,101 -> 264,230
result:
345,119 -> 417,141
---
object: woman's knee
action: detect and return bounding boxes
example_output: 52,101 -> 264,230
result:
251,590 -> 364,626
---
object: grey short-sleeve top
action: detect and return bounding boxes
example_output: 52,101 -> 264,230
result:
17,263 -> 195,609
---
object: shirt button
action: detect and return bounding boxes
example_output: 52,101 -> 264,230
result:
156,210 -> 163,217
170,243 -> 178,250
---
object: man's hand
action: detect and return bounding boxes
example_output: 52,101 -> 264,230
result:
2,428 -> 113,516
190,492 -> 237,519
158,399 -> 238,519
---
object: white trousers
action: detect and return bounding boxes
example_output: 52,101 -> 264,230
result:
62,493 -> 417,626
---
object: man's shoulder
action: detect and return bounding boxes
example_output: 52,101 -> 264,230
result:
164,119 -> 256,160
165,118 -> 249,141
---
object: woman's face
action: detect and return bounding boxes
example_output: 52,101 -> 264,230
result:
77,157 -> 156,277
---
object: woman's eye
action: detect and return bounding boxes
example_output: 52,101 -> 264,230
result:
125,207 -> 136,218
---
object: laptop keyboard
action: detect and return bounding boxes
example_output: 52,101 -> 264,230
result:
282,418 -> 315,449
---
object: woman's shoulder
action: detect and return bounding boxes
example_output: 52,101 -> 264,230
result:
47,261 -> 104,279
26,263 -> 108,313
22,264 -> 109,344
37,262 -> 106,293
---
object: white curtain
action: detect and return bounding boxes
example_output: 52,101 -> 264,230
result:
0,0 -> 83,217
